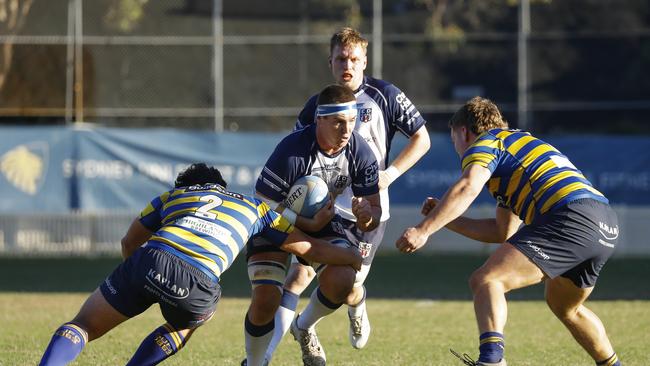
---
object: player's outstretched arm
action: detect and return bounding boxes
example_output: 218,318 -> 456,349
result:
396,164 -> 490,253
380,126 -> 430,190
280,228 -> 362,271
120,219 -> 153,259
420,197 -> 522,243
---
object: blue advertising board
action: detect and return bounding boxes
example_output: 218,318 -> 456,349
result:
1,126 -> 649,213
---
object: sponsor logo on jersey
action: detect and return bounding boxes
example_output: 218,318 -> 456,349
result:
358,241 -> 373,258
495,194 -> 508,207
334,175 -> 349,189
1,142 -> 48,195
395,92 -> 413,112
359,108 -> 373,123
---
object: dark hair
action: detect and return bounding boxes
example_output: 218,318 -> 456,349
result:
174,163 -> 227,188
448,96 -> 508,134
316,84 -> 356,106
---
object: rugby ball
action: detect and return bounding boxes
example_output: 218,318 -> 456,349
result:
284,175 -> 329,218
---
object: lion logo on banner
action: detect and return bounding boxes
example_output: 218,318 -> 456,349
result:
1,143 -> 48,195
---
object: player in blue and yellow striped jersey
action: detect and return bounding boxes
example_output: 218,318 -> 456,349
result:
396,97 -> 621,366
39,163 -> 362,366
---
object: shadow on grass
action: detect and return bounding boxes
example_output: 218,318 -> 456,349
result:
1,253 -> 648,300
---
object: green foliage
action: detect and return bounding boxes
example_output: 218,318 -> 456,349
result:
104,0 -> 150,32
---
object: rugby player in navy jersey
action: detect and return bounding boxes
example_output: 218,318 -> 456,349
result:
396,97 -> 621,366
38,163 -> 362,366
258,27 -> 430,365
243,84 -> 381,366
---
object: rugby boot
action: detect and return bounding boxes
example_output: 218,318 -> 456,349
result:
450,349 -> 507,366
348,306 -> 371,349
240,358 -> 268,366
290,316 -> 326,366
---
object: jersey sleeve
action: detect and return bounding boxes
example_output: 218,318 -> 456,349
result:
294,94 -> 319,131
350,134 -> 380,197
138,190 -> 171,232
255,137 -> 300,203
252,200 -> 294,246
385,83 -> 426,137
461,135 -> 503,174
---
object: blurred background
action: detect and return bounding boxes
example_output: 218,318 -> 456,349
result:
0,0 -> 649,259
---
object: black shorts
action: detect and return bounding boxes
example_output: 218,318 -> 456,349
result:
508,198 -> 618,288
100,247 -> 221,329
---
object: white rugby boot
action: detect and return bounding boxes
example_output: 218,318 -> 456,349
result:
290,316 -> 326,366
348,305 -> 371,349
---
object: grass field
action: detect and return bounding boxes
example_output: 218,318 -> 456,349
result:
1,253 -> 649,365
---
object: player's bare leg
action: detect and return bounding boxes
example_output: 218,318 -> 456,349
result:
467,243 -> 545,365
545,276 -> 619,364
40,289 -> 128,365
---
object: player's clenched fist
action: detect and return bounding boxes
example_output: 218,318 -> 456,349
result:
395,226 -> 429,253
352,196 -> 372,225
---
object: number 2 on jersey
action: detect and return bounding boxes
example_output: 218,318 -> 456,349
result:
195,195 -> 223,219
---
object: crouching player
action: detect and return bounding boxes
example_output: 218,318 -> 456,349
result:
396,97 -> 621,366
39,163 -> 362,366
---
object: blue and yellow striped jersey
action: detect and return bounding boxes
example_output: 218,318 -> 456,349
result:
138,183 -> 293,281
461,129 -> 608,224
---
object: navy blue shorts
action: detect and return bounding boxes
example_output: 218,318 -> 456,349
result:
100,247 -> 221,329
508,198 -> 618,288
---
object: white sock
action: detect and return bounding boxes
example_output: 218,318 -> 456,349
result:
244,315 -> 274,366
265,305 -> 295,361
348,286 -> 367,317
297,287 -> 341,330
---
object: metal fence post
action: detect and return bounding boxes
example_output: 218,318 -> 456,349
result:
517,0 -> 531,131
213,0 -> 224,132
372,0 -> 383,79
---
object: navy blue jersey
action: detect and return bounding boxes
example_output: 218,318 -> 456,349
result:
295,76 -> 426,169
294,76 -> 425,221
256,124 -> 379,207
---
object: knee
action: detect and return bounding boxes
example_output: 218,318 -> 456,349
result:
545,297 -> 577,322
319,266 -> 355,302
248,286 -> 282,324
469,268 -> 506,295
468,268 -> 487,295
345,285 -> 365,305
286,264 -> 315,290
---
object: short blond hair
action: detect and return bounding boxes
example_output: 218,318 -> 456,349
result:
448,97 -> 508,134
330,27 -> 368,55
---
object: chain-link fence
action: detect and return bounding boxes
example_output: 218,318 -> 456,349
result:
1,0 -> 650,133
